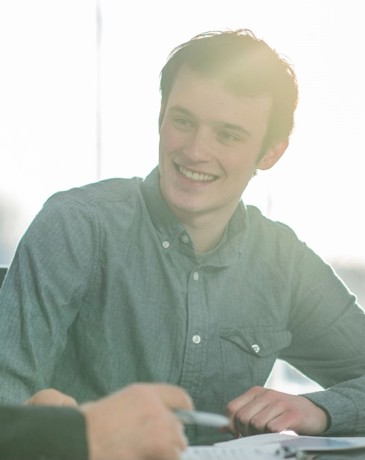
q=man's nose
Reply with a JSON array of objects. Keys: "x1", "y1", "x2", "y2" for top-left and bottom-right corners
[{"x1": 183, "y1": 126, "x2": 212, "y2": 161}]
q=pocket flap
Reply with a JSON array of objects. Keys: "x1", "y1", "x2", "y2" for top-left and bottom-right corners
[{"x1": 220, "y1": 327, "x2": 292, "y2": 357}]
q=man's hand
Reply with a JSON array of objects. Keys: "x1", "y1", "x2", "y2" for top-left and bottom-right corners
[
  {"x1": 226, "y1": 386, "x2": 329, "y2": 437},
  {"x1": 25, "y1": 388, "x2": 78, "y2": 406},
  {"x1": 81, "y1": 383, "x2": 193, "y2": 460}
]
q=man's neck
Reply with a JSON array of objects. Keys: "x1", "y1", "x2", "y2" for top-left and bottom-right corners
[
  {"x1": 179, "y1": 209, "x2": 235, "y2": 254},
  {"x1": 186, "y1": 224, "x2": 225, "y2": 253}
]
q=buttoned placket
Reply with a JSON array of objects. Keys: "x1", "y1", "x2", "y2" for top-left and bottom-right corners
[
  {"x1": 160, "y1": 233, "x2": 237, "y2": 370},
  {"x1": 160, "y1": 234, "x2": 206, "y2": 406},
  {"x1": 180, "y1": 266, "x2": 206, "y2": 402}
]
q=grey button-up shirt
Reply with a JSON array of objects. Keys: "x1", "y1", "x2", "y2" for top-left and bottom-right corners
[{"x1": 1, "y1": 167, "x2": 365, "y2": 444}]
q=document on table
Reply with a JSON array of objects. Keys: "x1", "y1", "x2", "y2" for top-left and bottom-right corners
[
  {"x1": 182, "y1": 433, "x2": 293, "y2": 460},
  {"x1": 182, "y1": 443, "x2": 282, "y2": 460},
  {"x1": 182, "y1": 432, "x2": 365, "y2": 460}
]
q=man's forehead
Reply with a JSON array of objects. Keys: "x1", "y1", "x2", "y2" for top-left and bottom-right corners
[
  {"x1": 167, "y1": 68, "x2": 271, "y2": 121},
  {"x1": 168, "y1": 66, "x2": 272, "y2": 105}
]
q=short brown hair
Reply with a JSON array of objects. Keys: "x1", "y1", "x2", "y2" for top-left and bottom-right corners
[{"x1": 159, "y1": 29, "x2": 298, "y2": 150}]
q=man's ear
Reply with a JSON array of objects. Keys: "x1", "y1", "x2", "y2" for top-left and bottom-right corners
[{"x1": 257, "y1": 139, "x2": 289, "y2": 171}]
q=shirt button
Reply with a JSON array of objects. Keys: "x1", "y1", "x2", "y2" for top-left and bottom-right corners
[
  {"x1": 181, "y1": 234, "x2": 190, "y2": 243},
  {"x1": 162, "y1": 241, "x2": 170, "y2": 249},
  {"x1": 192, "y1": 271, "x2": 199, "y2": 281},
  {"x1": 192, "y1": 335, "x2": 201, "y2": 344},
  {"x1": 251, "y1": 344, "x2": 260, "y2": 353}
]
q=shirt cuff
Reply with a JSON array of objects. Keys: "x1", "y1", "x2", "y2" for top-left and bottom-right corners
[{"x1": 303, "y1": 389, "x2": 358, "y2": 434}]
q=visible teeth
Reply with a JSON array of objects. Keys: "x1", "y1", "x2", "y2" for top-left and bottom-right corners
[{"x1": 179, "y1": 166, "x2": 215, "y2": 182}]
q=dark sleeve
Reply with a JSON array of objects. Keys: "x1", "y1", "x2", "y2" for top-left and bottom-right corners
[{"x1": 0, "y1": 405, "x2": 88, "y2": 460}]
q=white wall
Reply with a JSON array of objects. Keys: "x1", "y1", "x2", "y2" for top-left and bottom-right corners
[{"x1": 1, "y1": 0, "x2": 364, "y2": 270}]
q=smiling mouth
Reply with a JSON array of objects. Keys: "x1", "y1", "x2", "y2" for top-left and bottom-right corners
[{"x1": 177, "y1": 165, "x2": 217, "y2": 182}]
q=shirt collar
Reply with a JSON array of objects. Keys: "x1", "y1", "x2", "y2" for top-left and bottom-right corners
[
  {"x1": 141, "y1": 167, "x2": 248, "y2": 266},
  {"x1": 141, "y1": 167, "x2": 184, "y2": 243}
]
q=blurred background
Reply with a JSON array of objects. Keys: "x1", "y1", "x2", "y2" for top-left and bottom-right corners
[{"x1": 0, "y1": 0, "x2": 364, "y2": 392}]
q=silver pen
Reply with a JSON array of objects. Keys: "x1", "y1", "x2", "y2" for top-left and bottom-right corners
[{"x1": 175, "y1": 409, "x2": 229, "y2": 428}]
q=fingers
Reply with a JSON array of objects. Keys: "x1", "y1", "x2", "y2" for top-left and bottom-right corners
[
  {"x1": 136, "y1": 412, "x2": 187, "y2": 460},
  {"x1": 136, "y1": 383, "x2": 191, "y2": 460},
  {"x1": 25, "y1": 388, "x2": 78, "y2": 407},
  {"x1": 226, "y1": 386, "x2": 328, "y2": 437},
  {"x1": 230, "y1": 387, "x2": 293, "y2": 436},
  {"x1": 226, "y1": 386, "x2": 263, "y2": 436},
  {"x1": 155, "y1": 415, "x2": 189, "y2": 460},
  {"x1": 234, "y1": 401, "x2": 286, "y2": 436},
  {"x1": 82, "y1": 383, "x2": 191, "y2": 460},
  {"x1": 129, "y1": 383, "x2": 191, "y2": 459}
]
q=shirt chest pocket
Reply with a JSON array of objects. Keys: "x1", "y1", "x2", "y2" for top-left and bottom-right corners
[{"x1": 219, "y1": 327, "x2": 292, "y2": 403}]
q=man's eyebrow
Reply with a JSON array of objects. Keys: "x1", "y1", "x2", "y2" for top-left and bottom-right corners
[
  {"x1": 216, "y1": 122, "x2": 251, "y2": 137},
  {"x1": 167, "y1": 106, "x2": 195, "y2": 117},
  {"x1": 167, "y1": 105, "x2": 251, "y2": 137}
]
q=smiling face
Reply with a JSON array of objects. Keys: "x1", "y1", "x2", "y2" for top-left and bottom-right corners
[{"x1": 159, "y1": 66, "x2": 287, "y2": 226}]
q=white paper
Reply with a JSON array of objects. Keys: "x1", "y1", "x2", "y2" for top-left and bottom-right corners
[
  {"x1": 182, "y1": 443, "x2": 281, "y2": 460},
  {"x1": 215, "y1": 432, "x2": 298, "y2": 447},
  {"x1": 217, "y1": 432, "x2": 365, "y2": 452},
  {"x1": 183, "y1": 432, "x2": 365, "y2": 459}
]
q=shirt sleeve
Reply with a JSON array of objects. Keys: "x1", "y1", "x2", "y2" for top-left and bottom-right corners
[
  {"x1": 0, "y1": 191, "x2": 98, "y2": 403},
  {"x1": 280, "y1": 241, "x2": 365, "y2": 434},
  {"x1": 0, "y1": 405, "x2": 88, "y2": 460}
]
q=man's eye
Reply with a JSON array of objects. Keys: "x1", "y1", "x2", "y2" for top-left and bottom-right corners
[
  {"x1": 172, "y1": 117, "x2": 194, "y2": 129},
  {"x1": 217, "y1": 130, "x2": 240, "y2": 143}
]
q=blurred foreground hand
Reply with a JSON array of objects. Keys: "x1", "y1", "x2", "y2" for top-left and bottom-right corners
[{"x1": 81, "y1": 383, "x2": 193, "y2": 460}]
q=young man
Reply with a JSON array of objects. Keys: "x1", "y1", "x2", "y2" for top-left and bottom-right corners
[
  {"x1": 0, "y1": 383, "x2": 191, "y2": 460},
  {"x1": 0, "y1": 29, "x2": 364, "y2": 445}
]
